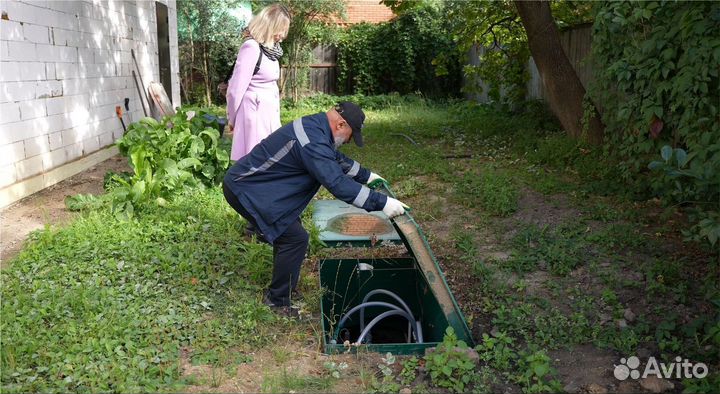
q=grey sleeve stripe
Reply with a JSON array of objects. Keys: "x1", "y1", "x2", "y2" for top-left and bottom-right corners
[
  {"x1": 293, "y1": 118, "x2": 310, "y2": 147},
  {"x1": 233, "y1": 140, "x2": 296, "y2": 181},
  {"x1": 352, "y1": 185, "x2": 371, "y2": 208},
  {"x1": 347, "y1": 160, "x2": 360, "y2": 177}
]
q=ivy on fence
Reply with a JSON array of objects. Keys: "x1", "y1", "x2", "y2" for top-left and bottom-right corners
[{"x1": 591, "y1": 1, "x2": 720, "y2": 248}]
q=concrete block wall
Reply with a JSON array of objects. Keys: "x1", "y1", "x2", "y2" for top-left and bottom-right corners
[{"x1": 0, "y1": 0, "x2": 179, "y2": 204}]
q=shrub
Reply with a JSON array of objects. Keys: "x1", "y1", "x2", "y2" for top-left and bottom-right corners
[
  {"x1": 336, "y1": 6, "x2": 462, "y2": 97},
  {"x1": 592, "y1": 1, "x2": 720, "y2": 248}
]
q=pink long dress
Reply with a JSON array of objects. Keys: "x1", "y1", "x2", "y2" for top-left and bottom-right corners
[{"x1": 226, "y1": 39, "x2": 281, "y2": 160}]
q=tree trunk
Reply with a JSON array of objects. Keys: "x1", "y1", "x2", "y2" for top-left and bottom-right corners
[
  {"x1": 514, "y1": 0, "x2": 604, "y2": 144},
  {"x1": 201, "y1": 41, "x2": 211, "y2": 106},
  {"x1": 183, "y1": 7, "x2": 195, "y2": 99}
]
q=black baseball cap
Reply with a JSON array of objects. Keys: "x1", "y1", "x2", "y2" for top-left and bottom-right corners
[{"x1": 335, "y1": 101, "x2": 365, "y2": 147}]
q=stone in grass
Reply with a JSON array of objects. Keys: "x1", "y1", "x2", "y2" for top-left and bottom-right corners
[
  {"x1": 623, "y1": 308, "x2": 636, "y2": 322},
  {"x1": 399, "y1": 388, "x2": 412, "y2": 394},
  {"x1": 598, "y1": 313, "x2": 612, "y2": 325},
  {"x1": 639, "y1": 376, "x2": 674, "y2": 393},
  {"x1": 562, "y1": 380, "x2": 580, "y2": 393},
  {"x1": 616, "y1": 319, "x2": 628, "y2": 329},
  {"x1": 585, "y1": 383, "x2": 608, "y2": 394},
  {"x1": 617, "y1": 381, "x2": 639, "y2": 393}
]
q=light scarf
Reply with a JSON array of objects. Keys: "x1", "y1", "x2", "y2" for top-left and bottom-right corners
[{"x1": 259, "y1": 42, "x2": 283, "y2": 61}]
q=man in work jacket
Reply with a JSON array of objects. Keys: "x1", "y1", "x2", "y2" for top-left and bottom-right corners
[{"x1": 222, "y1": 101, "x2": 408, "y2": 317}]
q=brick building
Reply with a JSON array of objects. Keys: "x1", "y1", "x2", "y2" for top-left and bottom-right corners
[{"x1": 340, "y1": 0, "x2": 394, "y2": 26}]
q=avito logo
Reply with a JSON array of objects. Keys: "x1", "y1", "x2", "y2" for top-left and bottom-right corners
[{"x1": 614, "y1": 356, "x2": 708, "y2": 380}]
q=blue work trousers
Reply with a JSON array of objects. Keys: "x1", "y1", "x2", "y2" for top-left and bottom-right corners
[{"x1": 223, "y1": 181, "x2": 308, "y2": 306}]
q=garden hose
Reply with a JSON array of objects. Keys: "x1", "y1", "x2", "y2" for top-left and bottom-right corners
[
  {"x1": 334, "y1": 301, "x2": 416, "y2": 343},
  {"x1": 359, "y1": 289, "x2": 423, "y2": 343},
  {"x1": 356, "y1": 310, "x2": 423, "y2": 345}
]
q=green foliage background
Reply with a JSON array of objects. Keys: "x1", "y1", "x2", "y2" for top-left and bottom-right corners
[
  {"x1": 336, "y1": 6, "x2": 462, "y2": 97},
  {"x1": 177, "y1": 0, "x2": 246, "y2": 105},
  {"x1": 591, "y1": 1, "x2": 720, "y2": 247}
]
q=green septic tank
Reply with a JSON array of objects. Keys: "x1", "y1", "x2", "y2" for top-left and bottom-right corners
[{"x1": 313, "y1": 181, "x2": 474, "y2": 355}]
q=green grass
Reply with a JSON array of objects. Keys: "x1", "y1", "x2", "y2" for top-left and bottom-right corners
[
  {"x1": 505, "y1": 224, "x2": 586, "y2": 276},
  {"x1": 454, "y1": 166, "x2": 519, "y2": 216},
  {"x1": 1, "y1": 188, "x2": 279, "y2": 392},
  {"x1": 261, "y1": 367, "x2": 334, "y2": 393},
  {"x1": 3, "y1": 95, "x2": 719, "y2": 393}
]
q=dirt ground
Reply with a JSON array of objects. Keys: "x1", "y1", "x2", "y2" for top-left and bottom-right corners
[{"x1": 0, "y1": 155, "x2": 130, "y2": 265}]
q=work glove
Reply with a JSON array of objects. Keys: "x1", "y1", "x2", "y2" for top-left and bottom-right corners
[
  {"x1": 367, "y1": 172, "x2": 386, "y2": 185},
  {"x1": 382, "y1": 197, "x2": 409, "y2": 219}
]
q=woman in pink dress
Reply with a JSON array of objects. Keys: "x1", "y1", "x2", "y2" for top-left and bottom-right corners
[{"x1": 227, "y1": 4, "x2": 291, "y2": 160}]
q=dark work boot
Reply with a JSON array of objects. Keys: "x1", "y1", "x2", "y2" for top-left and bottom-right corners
[{"x1": 263, "y1": 292, "x2": 300, "y2": 319}]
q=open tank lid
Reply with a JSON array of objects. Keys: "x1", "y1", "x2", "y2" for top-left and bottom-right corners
[
  {"x1": 313, "y1": 182, "x2": 474, "y2": 346},
  {"x1": 375, "y1": 181, "x2": 474, "y2": 346},
  {"x1": 312, "y1": 199, "x2": 402, "y2": 247}
]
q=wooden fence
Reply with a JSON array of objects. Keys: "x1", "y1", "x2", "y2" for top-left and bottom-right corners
[
  {"x1": 527, "y1": 24, "x2": 593, "y2": 100},
  {"x1": 469, "y1": 23, "x2": 594, "y2": 103},
  {"x1": 280, "y1": 44, "x2": 337, "y2": 95},
  {"x1": 309, "y1": 44, "x2": 337, "y2": 94}
]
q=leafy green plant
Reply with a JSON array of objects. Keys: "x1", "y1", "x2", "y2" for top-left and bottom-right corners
[
  {"x1": 337, "y1": 6, "x2": 461, "y2": 97},
  {"x1": 67, "y1": 107, "x2": 231, "y2": 217},
  {"x1": 514, "y1": 349, "x2": 563, "y2": 394},
  {"x1": 649, "y1": 145, "x2": 720, "y2": 248},
  {"x1": 592, "y1": 1, "x2": 720, "y2": 244},
  {"x1": 424, "y1": 327, "x2": 477, "y2": 393},
  {"x1": 371, "y1": 352, "x2": 400, "y2": 394},
  {"x1": 532, "y1": 309, "x2": 594, "y2": 349},
  {"x1": 453, "y1": 231, "x2": 478, "y2": 263},
  {"x1": 399, "y1": 356, "x2": 419, "y2": 386},
  {"x1": 595, "y1": 325, "x2": 647, "y2": 355},
  {"x1": 492, "y1": 303, "x2": 534, "y2": 336},
  {"x1": 323, "y1": 360, "x2": 348, "y2": 379},
  {"x1": 683, "y1": 372, "x2": 720, "y2": 394},
  {"x1": 117, "y1": 108, "x2": 230, "y2": 187},
  {"x1": 475, "y1": 332, "x2": 517, "y2": 371},
  {"x1": 506, "y1": 224, "x2": 584, "y2": 276}
]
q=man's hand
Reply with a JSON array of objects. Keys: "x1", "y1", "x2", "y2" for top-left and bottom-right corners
[
  {"x1": 382, "y1": 197, "x2": 409, "y2": 218},
  {"x1": 367, "y1": 172, "x2": 386, "y2": 186}
]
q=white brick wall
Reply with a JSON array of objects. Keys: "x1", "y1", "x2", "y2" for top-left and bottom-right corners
[
  {"x1": 0, "y1": 0, "x2": 179, "y2": 194},
  {"x1": 0, "y1": 102, "x2": 21, "y2": 123},
  {"x1": 19, "y1": 99, "x2": 47, "y2": 120}
]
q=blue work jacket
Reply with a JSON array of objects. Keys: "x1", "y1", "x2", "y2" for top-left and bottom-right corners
[{"x1": 223, "y1": 112, "x2": 388, "y2": 244}]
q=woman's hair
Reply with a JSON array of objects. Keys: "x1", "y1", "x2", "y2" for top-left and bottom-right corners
[{"x1": 247, "y1": 4, "x2": 291, "y2": 47}]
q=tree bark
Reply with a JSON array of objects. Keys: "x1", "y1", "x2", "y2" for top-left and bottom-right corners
[
  {"x1": 201, "y1": 40, "x2": 211, "y2": 106},
  {"x1": 514, "y1": 0, "x2": 604, "y2": 144},
  {"x1": 182, "y1": 7, "x2": 195, "y2": 99}
]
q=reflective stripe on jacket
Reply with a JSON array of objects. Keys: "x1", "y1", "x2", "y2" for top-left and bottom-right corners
[{"x1": 223, "y1": 112, "x2": 388, "y2": 244}]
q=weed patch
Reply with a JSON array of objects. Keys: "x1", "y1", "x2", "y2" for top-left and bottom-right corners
[
  {"x1": 454, "y1": 167, "x2": 519, "y2": 216},
  {"x1": 505, "y1": 224, "x2": 586, "y2": 276}
]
